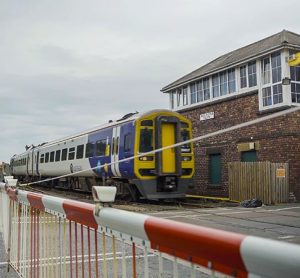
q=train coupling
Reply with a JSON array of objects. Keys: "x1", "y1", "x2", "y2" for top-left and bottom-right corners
[{"x1": 161, "y1": 176, "x2": 177, "y2": 191}]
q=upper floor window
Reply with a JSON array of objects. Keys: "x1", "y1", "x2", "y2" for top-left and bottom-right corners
[
  {"x1": 212, "y1": 68, "x2": 236, "y2": 98},
  {"x1": 172, "y1": 87, "x2": 189, "y2": 108},
  {"x1": 190, "y1": 83, "x2": 197, "y2": 104},
  {"x1": 261, "y1": 52, "x2": 282, "y2": 107},
  {"x1": 190, "y1": 78, "x2": 210, "y2": 104},
  {"x1": 212, "y1": 74, "x2": 220, "y2": 98},
  {"x1": 239, "y1": 61, "x2": 257, "y2": 89},
  {"x1": 182, "y1": 86, "x2": 188, "y2": 105},
  {"x1": 262, "y1": 58, "x2": 271, "y2": 85},
  {"x1": 290, "y1": 50, "x2": 300, "y2": 104},
  {"x1": 176, "y1": 89, "x2": 182, "y2": 106},
  {"x1": 271, "y1": 53, "x2": 281, "y2": 83},
  {"x1": 228, "y1": 68, "x2": 236, "y2": 93},
  {"x1": 220, "y1": 71, "x2": 228, "y2": 96},
  {"x1": 248, "y1": 61, "x2": 257, "y2": 87},
  {"x1": 240, "y1": 66, "x2": 247, "y2": 88}
]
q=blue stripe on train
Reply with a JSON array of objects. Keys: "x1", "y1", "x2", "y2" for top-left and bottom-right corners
[{"x1": 87, "y1": 121, "x2": 135, "y2": 179}]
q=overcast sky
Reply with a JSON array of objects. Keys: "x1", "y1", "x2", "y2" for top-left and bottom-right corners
[{"x1": 1, "y1": 0, "x2": 299, "y2": 162}]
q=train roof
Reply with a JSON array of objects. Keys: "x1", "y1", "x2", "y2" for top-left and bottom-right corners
[{"x1": 15, "y1": 109, "x2": 180, "y2": 154}]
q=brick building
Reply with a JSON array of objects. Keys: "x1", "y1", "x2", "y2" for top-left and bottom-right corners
[{"x1": 161, "y1": 30, "x2": 300, "y2": 200}]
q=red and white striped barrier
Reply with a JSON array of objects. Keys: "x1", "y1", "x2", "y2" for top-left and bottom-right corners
[{"x1": 1, "y1": 182, "x2": 300, "y2": 278}]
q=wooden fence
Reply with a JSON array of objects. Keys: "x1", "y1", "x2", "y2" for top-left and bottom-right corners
[{"x1": 228, "y1": 162, "x2": 289, "y2": 204}]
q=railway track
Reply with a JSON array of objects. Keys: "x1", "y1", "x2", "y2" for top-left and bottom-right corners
[{"x1": 19, "y1": 184, "x2": 238, "y2": 213}]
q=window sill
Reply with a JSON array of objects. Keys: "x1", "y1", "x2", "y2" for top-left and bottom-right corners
[{"x1": 257, "y1": 104, "x2": 291, "y2": 115}]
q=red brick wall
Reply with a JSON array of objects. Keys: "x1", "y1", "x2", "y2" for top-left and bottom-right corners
[{"x1": 181, "y1": 92, "x2": 300, "y2": 200}]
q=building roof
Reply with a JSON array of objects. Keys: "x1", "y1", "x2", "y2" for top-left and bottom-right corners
[{"x1": 161, "y1": 30, "x2": 300, "y2": 92}]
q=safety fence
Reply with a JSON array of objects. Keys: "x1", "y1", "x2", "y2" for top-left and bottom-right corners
[{"x1": 1, "y1": 182, "x2": 300, "y2": 278}]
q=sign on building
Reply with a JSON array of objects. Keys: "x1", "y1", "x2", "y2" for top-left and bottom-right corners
[{"x1": 200, "y1": 112, "x2": 215, "y2": 121}]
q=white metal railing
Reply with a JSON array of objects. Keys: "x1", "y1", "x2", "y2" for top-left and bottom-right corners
[{"x1": 1, "y1": 181, "x2": 300, "y2": 278}]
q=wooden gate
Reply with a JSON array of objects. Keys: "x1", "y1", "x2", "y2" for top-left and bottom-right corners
[{"x1": 228, "y1": 162, "x2": 289, "y2": 204}]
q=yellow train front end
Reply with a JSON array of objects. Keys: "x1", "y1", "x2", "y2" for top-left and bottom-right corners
[{"x1": 132, "y1": 110, "x2": 194, "y2": 199}]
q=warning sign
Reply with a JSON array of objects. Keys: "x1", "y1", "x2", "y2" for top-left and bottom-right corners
[{"x1": 276, "y1": 168, "x2": 286, "y2": 178}]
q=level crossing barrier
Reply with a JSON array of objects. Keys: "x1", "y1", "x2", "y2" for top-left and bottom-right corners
[{"x1": 1, "y1": 182, "x2": 300, "y2": 278}]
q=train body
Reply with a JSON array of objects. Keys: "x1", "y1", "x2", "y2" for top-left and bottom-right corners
[{"x1": 11, "y1": 109, "x2": 194, "y2": 200}]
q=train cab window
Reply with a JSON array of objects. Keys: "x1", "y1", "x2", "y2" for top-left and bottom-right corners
[
  {"x1": 45, "y1": 152, "x2": 49, "y2": 163},
  {"x1": 68, "y1": 147, "x2": 75, "y2": 160},
  {"x1": 61, "y1": 148, "x2": 68, "y2": 161},
  {"x1": 55, "y1": 150, "x2": 61, "y2": 162},
  {"x1": 50, "y1": 151, "x2": 55, "y2": 162},
  {"x1": 139, "y1": 128, "x2": 153, "y2": 153},
  {"x1": 181, "y1": 130, "x2": 191, "y2": 153},
  {"x1": 124, "y1": 133, "x2": 131, "y2": 152},
  {"x1": 85, "y1": 143, "x2": 94, "y2": 158},
  {"x1": 76, "y1": 144, "x2": 84, "y2": 159},
  {"x1": 40, "y1": 154, "x2": 45, "y2": 164},
  {"x1": 96, "y1": 140, "x2": 106, "y2": 156}
]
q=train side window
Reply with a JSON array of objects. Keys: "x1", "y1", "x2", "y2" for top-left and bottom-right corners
[
  {"x1": 55, "y1": 150, "x2": 61, "y2": 162},
  {"x1": 68, "y1": 147, "x2": 75, "y2": 160},
  {"x1": 61, "y1": 148, "x2": 68, "y2": 161},
  {"x1": 85, "y1": 143, "x2": 94, "y2": 158},
  {"x1": 45, "y1": 152, "x2": 49, "y2": 163},
  {"x1": 96, "y1": 140, "x2": 106, "y2": 156},
  {"x1": 139, "y1": 128, "x2": 153, "y2": 153},
  {"x1": 124, "y1": 133, "x2": 131, "y2": 152},
  {"x1": 40, "y1": 154, "x2": 45, "y2": 164},
  {"x1": 50, "y1": 151, "x2": 55, "y2": 162},
  {"x1": 76, "y1": 144, "x2": 84, "y2": 159}
]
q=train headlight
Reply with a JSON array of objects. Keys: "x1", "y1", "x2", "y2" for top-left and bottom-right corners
[
  {"x1": 139, "y1": 156, "x2": 154, "y2": 161},
  {"x1": 182, "y1": 156, "x2": 192, "y2": 161}
]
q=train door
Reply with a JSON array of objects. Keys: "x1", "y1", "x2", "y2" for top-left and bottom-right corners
[
  {"x1": 155, "y1": 116, "x2": 181, "y2": 176},
  {"x1": 161, "y1": 123, "x2": 176, "y2": 173},
  {"x1": 111, "y1": 126, "x2": 121, "y2": 177}
]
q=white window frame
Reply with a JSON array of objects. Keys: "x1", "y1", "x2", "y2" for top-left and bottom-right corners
[{"x1": 260, "y1": 51, "x2": 283, "y2": 108}]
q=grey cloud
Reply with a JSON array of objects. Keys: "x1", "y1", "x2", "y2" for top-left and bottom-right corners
[{"x1": 1, "y1": 0, "x2": 300, "y2": 162}]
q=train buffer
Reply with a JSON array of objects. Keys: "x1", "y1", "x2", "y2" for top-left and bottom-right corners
[{"x1": 1, "y1": 182, "x2": 300, "y2": 277}]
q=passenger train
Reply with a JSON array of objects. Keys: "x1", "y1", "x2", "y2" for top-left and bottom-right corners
[{"x1": 10, "y1": 110, "x2": 194, "y2": 200}]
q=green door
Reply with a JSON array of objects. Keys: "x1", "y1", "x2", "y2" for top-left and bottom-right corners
[{"x1": 209, "y1": 153, "x2": 221, "y2": 184}]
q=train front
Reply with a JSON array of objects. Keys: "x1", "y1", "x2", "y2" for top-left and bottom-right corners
[{"x1": 133, "y1": 110, "x2": 194, "y2": 199}]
